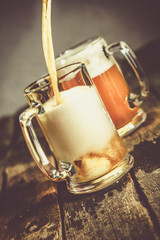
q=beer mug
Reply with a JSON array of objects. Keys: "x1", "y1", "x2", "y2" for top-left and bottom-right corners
[
  {"x1": 56, "y1": 37, "x2": 149, "y2": 137},
  {"x1": 19, "y1": 63, "x2": 134, "y2": 194}
]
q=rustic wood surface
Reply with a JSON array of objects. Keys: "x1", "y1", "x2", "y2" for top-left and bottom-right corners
[
  {"x1": 0, "y1": 111, "x2": 62, "y2": 240},
  {"x1": 0, "y1": 40, "x2": 160, "y2": 240}
]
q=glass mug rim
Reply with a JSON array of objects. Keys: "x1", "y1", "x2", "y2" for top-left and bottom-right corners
[{"x1": 24, "y1": 62, "x2": 85, "y2": 95}]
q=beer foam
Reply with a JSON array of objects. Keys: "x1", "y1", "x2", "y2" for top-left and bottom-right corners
[
  {"x1": 39, "y1": 86, "x2": 115, "y2": 164},
  {"x1": 56, "y1": 38, "x2": 113, "y2": 79},
  {"x1": 75, "y1": 155, "x2": 112, "y2": 182}
]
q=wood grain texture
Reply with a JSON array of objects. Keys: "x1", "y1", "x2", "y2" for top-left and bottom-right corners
[
  {"x1": 0, "y1": 114, "x2": 62, "y2": 240},
  {"x1": 58, "y1": 174, "x2": 159, "y2": 240}
]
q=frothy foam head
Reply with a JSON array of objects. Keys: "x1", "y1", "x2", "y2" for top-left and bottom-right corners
[
  {"x1": 38, "y1": 86, "x2": 115, "y2": 164},
  {"x1": 56, "y1": 37, "x2": 113, "y2": 79}
]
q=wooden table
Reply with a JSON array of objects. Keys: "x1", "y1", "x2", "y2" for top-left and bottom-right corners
[{"x1": 0, "y1": 40, "x2": 160, "y2": 240}]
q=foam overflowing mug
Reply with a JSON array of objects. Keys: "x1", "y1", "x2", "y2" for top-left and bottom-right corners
[
  {"x1": 56, "y1": 37, "x2": 149, "y2": 137},
  {"x1": 19, "y1": 63, "x2": 134, "y2": 194}
]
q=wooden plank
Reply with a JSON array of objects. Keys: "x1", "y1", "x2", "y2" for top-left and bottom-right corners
[
  {"x1": 58, "y1": 174, "x2": 159, "y2": 240},
  {"x1": 0, "y1": 115, "x2": 63, "y2": 240},
  {"x1": 131, "y1": 138, "x2": 160, "y2": 223},
  {"x1": 123, "y1": 103, "x2": 160, "y2": 235}
]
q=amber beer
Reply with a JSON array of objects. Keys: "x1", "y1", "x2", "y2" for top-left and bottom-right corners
[
  {"x1": 92, "y1": 64, "x2": 138, "y2": 129},
  {"x1": 56, "y1": 37, "x2": 148, "y2": 136}
]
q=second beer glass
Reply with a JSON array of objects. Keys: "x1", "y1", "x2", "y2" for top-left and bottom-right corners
[{"x1": 56, "y1": 37, "x2": 149, "y2": 136}]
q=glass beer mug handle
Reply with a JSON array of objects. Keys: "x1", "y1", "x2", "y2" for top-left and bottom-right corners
[
  {"x1": 107, "y1": 41, "x2": 149, "y2": 107},
  {"x1": 19, "y1": 103, "x2": 69, "y2": 182}
]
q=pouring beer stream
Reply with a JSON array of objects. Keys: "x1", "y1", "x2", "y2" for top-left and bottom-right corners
[{"x1": 42, "y1": 0, "x2": 61, "y2": 105}]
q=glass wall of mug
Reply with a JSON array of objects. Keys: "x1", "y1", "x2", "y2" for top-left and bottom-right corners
[
  {"x1": 19, "y1": 63, "x2": 134, "y2": 194},
  {"x1": 56, "y1": 37, "x2": 149, "y2": 137}
]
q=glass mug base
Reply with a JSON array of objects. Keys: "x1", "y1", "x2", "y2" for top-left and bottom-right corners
[
  {"x1": 66, "y1": 153, "x2": 134, "y2": 194},
  {"x1": 118, "y1": 108, "x2": 147, "y2": 137}
]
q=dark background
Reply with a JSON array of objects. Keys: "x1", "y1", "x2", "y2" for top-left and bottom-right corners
[{"x1": 0, "y1": 0, "x2": 160, "y2": 117}]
